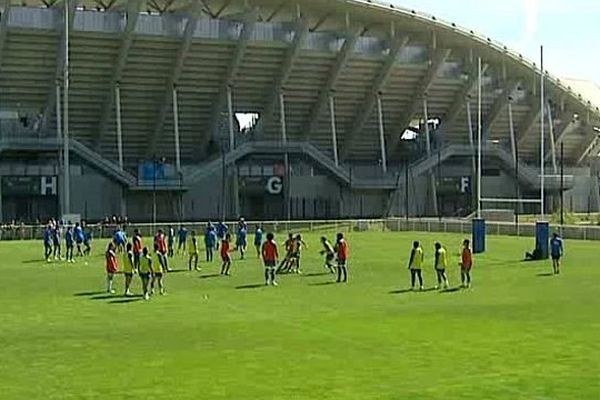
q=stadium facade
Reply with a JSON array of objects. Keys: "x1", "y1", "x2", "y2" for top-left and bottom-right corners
[{"x1": 0, "y1": 0, "x2": 599, "y2": 223}]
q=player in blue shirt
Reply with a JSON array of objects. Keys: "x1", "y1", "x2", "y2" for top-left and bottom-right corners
[
  {"x1": 43, "y1": 224, "x2": 53, "y2": 262},
  {"x1": 204, "y1": 223, "x2": 217, "y2": 262},
  {"x1": 177, "y1": 225, "x2": 188, "y2": 254},
  {"x1": 83, "y1": 229, "x2": 93, "y2": 256},
  {"x1": 254, "y1": 225, "x2": 264, "y2": 258},
  {"x1": 550, "y1": 233, "x2": 564, "y2": 275},
  {"x1": 52, "y1": 224, "x2": 62, "y2": 260},
  {"x1": 74, "y1": 223, "x2": 85, "y2": 256},
  {"x1": 216, "y1": 221, "x2": 228, "y2": 249},
  {"x1": 65, "y1": 227, "x2": 75, "y2": 263},
  {"x1": 113, "y1": 228, "x2": 127, "y2": 253},
  {"x1": 236, "y1": 225, "x2": 248, "y2": 260}
]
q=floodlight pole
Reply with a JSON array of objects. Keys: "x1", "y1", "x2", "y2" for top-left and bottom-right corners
[
  {"x1": 540, "y1": 45, "x2": 545, "y2": 220},
  {"x1": 172, "y1": 86, "x2": 181, "y2": 172},
  {"x1": 560, "y1": 142, "x2": 564, "y2": 229},
  {"x1": 115, "y1": 84, "x2": 123, "y2": 171},
  {"x1": 280, "y1": 91, "x2": 291, "y2": 221},
  {"x1": 227, "y1": 85, "x2": 235, "y2": 151},
  {"x1": 63, "y1": 0, "x2": 71, "y2": 216},
  {"x1": 477, "y1": 57, "x2": 482, "y2": 220},
  {"x1": 55, "y1": 83, "x2": 63, "y2": 216},
  {"x1": 377, "y1": 93, "x2": 387, "y2": 174}
]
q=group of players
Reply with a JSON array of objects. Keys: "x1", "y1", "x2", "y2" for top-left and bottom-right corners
[
  {"x1": 100, "y1": 219, "x2": 352, "y2": 299},
  {"x1": 42, "y1": 217, "x2": 565, "y2": 299},
  {"x1": 43, "y1": 221, "x2": 92, "y2": 263}
]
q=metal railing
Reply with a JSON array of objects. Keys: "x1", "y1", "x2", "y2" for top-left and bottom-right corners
[{"x1": 3, "y1": 218, "x2": 600, "y2": 242}]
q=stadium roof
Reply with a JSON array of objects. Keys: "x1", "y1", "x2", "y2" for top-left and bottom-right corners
[{"x1": 1, "y1": 0, "x2": 599, "y2": 167}]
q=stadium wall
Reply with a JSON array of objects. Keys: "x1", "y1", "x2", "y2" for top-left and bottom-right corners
[{"x1": 1, "y1": 160, "x2": 598, "y2": 223}]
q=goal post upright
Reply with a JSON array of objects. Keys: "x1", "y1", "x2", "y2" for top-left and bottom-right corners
[{"x1": 472, "y1": 57, "x2": 486, "y2": 254}]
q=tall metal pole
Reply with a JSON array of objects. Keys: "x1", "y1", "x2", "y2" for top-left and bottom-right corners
[
  {"x1": 508, "y1": 100, "x2": 517, "y2": 167},
  {"x1": 172, "y1": 86, "x2": 181, "y2": 172},
  {"x1": 227, "y1": 85, "x2": 235, "y2": 151},
  {"x1": 152, "y1": 158, "x2": 157, "y2": 227},
  {"x1": 466, "y1": 100, "x2": 476, "y2": 176},
  {"x1": 423, "y1": 96, "x2": 438, "y2": 216},
  {"x1": 540, "y1": 45, "x2": 545, "y2": 220},
  {"x1": 55, "y1": 83, "x2": 63, "y2": 216},
  {"x1": 220, "y1": 143, "x2": 226, "y2": 221},
  {"x1": 115, "y1": 84, "x2": 124, "y2": 171},
  {"x1": 547, "y1": 102, "x2": 557, "y2": 174},
  {"x1": 62, "y1": 0, "x2": 71, "y2": 216},
  {"x1": 405, "y1": 158, "x2": 409, "y2": 221},
  {"x1": 377, "y1": 93, "x2": 387, "y2": 174},
  {"x1": 280, "y1": 91, "x2": 290, "y2": 221},
  {"x1": 560, "y1": 142, "x2": 564, "y2": 229},
  {"x1": 477, "y1": 57, "x2": 482, "y2": 219},
  {"x1": 515, "y1": 142, "x2": 520, "y2": 227},
  {"x1": 329, "y1": 94, "x2": 339, "y2": 166}
]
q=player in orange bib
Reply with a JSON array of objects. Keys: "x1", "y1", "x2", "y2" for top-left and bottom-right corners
[
  {"x1": 460, "y1": 239, "x2": 473, "y2": 288},
  {"x1": 105, "y1": 242, "x2": 119, "y2": 294},
  {"x1": 261, "y1": 232, "x2": 279, "y2": 286},
  {"x1": 334, "y1": 233, "x2": 349, "y2": 283},
  {"x1": 220, "y1": 233, "x2": 233, "y2": 276}
]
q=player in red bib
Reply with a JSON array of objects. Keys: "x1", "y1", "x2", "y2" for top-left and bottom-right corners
[
  {"x1": 220, "y1": 233, "x2": 233, "y2": 276},
  {"x1": 334, "y1": 233, "x2": 349, "y2": 283},
  {"x1": 154, "y1": 229, "x2": 170, "y2": 272},
  {"x1": 460, "y1": 239, "x2": 473, "y2": 288},
  {"x1": 133, "y1": 229, "x2": 143, "y2": 270},
  {"x1": 105, "y1": 242, "x2": 118, "y2": 294},
  {"x1": 261, "y1": 232, "x2": 279, "y2": 286}
]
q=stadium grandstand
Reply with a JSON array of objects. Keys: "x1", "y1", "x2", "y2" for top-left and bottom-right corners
[{"x1": 0, "y1": 0, "x2": 599, "y2": 223}]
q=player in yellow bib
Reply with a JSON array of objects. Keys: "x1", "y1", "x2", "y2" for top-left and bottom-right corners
[
  {"x1": 122, "y1": 243, "x2": 136, "y2": 296},
  {"x1": 434, "y1": 242, "x2": 449, "y2": 290},
  {"x1": 408, "y1": 241, "x2": 425, "y2": 291},
  {"x1": 188, "y1": 231, "x2": 200, "y2": 271},
  {"x1": 151, "y1": 245, "x2": 165, "y2": 296},
  {"x1": 138, "y1": 247, "x2": 153, "y2": 300}
]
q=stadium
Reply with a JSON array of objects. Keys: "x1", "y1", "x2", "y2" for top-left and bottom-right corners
[
  {"x1": 1, "y1": 0, "x2": 599, "y2": 223},
  {"x1": 1, "y1": 1, "x2": 600, "y2": 399}
]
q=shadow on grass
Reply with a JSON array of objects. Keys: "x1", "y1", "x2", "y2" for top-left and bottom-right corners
[
  {"x1": 199, "y1": 274, "x2": 221, "y2": 279},
  {"x1": 235, "y1": 284, "x2": 266, "y2": 290},
  {"x1": 22, "y1": 259, "x2": 45, "y2": 264},
  {"x1": 439, "y1": 287, "x2": 462, "y2": 294},
  {"x1": 108, "y1": 298, "x2": 143, "y2": 304},
  {"x1": 308, "y1": 281, "x2": 338, "y2": 286},
  {"x1": 73, "y1": 291, "x2": 105, "y2": 297},
  {"x1": 90, "y1": 294, "x2": 117, "y2": 300},
  {"x1": 165, "y1": 269, "x2": 188, "y2": 274},
  {"x1": 389, "y1": 289, "x2": 413, "y2": 294},
  {"x1": 537, "y1": 272, "x2": 555, "y2": 277},
  {"x1": 304, "y1": 272, "x2": 332, "y2": 277}
]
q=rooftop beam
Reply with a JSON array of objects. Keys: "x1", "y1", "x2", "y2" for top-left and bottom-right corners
[
  {"x1": 516, "y1": 100, "x2": 542, "y2": 146},
  {"x1": 146, "y1": 3, "x2": 202, "y2": 157},
  {"x1": 386, "y1": 48, "x2": 452, "y2": 157},
  {"x1": 0, "y1": 0, "x2": 11, "y2": 66},
  {"x1": 41, "y1": 0, "x2": 78, "y2": 133},
  {"x1": 576, "y1": 127, "x2": 600, "y2": 165},
  {"x1": 484, "y1": 78, "x2": 520, "y2": 136},
  {"x1": 553, "y1": 110, "x2": 578, "y2": 147},
  {"x1": 197, "y1": 12, "x2": 257, "y2": 156},
  {"x1": 253, "y1": 18, "x2": 309, "y2": 136},
  {"x1": 437, "y1": 62, "x2": 489, "y2": 133},
  {"x1": 302, "y1": 29, "x2": 360, "y2": 141},
  {"x1": 93, "y1": 0, "x2": 143, "y2": 148},
  {"x1": 339, "y1": 35, "x2": 410, "y2": 159}
]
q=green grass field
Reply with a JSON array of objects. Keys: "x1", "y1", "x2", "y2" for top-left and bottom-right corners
[{"x1": 0, "y1": 232, "x2": 598, "y2": 400}]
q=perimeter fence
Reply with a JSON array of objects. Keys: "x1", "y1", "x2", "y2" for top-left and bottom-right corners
[{"x1": 2, "y1": 218, "x2": 600, "y2": 242}]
